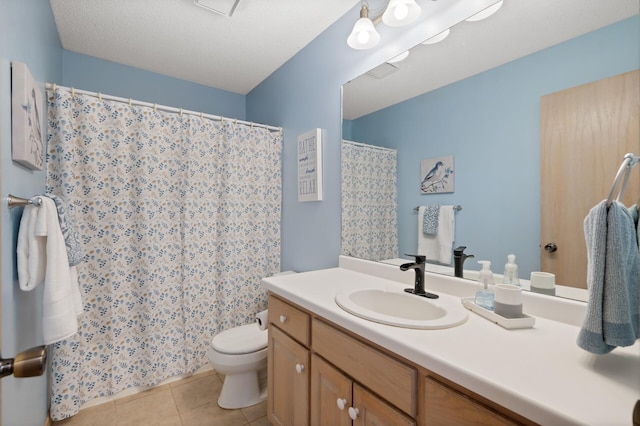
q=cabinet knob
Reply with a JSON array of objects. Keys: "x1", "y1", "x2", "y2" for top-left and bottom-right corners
[
  {"x1": 336, "y1": 398, "x2": 347, "y2": 410},
  {"x1": 279, "y1": 315, "x2": 287, "y2": 323},
  {"x1": 295, "y1": 363, "x2": 305, "y2": 374},
  {"x1": 348, "y1": 407, "x2": 359, "y2": 420}
]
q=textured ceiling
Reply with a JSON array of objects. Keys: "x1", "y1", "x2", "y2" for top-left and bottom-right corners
[
  {"x1": 344, "y1": 0, "x2": 640, "y2": 119},
  {"x1": 50, "y1": 0, "x2": 639, "y2": 107},
  {"x1": 50, "y1": 0, "x2": 360, "y2": 95}
]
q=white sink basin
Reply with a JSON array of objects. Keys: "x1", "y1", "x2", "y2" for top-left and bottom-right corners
[{"x1": 335, "y1": 288, "x2": 468, "y2": 329}]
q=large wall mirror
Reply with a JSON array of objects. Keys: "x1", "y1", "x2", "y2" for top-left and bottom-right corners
[{"x1": 341, "y1": 0, "x2": 639, "y2": 301}]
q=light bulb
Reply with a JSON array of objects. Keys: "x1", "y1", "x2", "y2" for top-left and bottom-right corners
[
  {"x1": 382, "y1": 0, "x2": 421, "y2": 27},
  {"x1": 357, "y1": 30, "x2": 370, "y2": 45},
  {"x1": 394, "y1": 3, "x2": 408, "y2": 21}
]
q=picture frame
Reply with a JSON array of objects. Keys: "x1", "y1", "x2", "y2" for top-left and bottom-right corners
[
  {"x1": 297, "y1": 128, "x2": 323, "y2": 202},
  {"x1": 420, "y1": 155, "x2": 454, "y2": 194},
  {"x1": 11, "y1": 61, "x2": 44, "y2": 170}
]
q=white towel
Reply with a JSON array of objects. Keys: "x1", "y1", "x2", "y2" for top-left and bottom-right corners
[
  {"x1": 17, "y1": 197, "x2": 83, "y2": 344},
  {"x1": 417, "y1": 205, "x2": 455, "y2": 264}
]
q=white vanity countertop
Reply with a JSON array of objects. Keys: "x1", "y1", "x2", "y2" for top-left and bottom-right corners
[{"x1": 262, "y1": 264, "x2": 639, "y2": 426}]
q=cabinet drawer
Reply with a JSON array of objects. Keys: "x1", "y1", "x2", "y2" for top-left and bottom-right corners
[
  {"x1": 312, "y1": 318, "x2": 417, "y2": 417},
  {"x1": 268, "y1": 294, "x2": 310, "y2": 347},
  {"x1": 422, "y1": 376, "x2": 518, "y2": 426}
]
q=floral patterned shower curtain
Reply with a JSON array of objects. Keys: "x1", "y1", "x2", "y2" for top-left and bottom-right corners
[
  {"x1": 45, "y1": 89, "x2": 282, "y2": 420},
  {"x1": 341, "y1": 140, "x2": 398, "y2": 261}
]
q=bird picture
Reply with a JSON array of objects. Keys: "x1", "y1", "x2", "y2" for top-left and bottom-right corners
[{"x1": 420, "y1": 156, "x2": 454, "y2": 193}]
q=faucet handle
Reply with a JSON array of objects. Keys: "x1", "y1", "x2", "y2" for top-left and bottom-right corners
[
  {"x1": 404, "y1": 254, "x2": 426, "y2": 263},
  {"x1": 453, "y1": 246, "x2": 467, "y2": 256}
]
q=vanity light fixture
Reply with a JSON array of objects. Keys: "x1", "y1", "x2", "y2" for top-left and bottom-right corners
[
  {"x1": 382, "y1": 0, "x2": 422, "y2": 27},
  {"x1": 465, "y1": 0, "x2": 503, "y2": 22},
  {"x1": 387, "y1": 50, "x2": 410, "y2": 63},
  {"x1": 347, "y1": 0, "x2": 422, "y2": 50},
  {"x1": 347, "y1": 3, "x2": 382, "y2": 50},
  {"x1": 422, "y1": 28, "x2": 450, "y2": 44}
]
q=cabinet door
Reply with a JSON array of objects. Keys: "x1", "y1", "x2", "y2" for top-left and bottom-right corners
[
  {"x1": 352, "y1": 383, "x2": 415, "y2": 426},
  {"x1": 310, "y1": 354, "x2": 352, "y2": 426},
  {"x1": 268, "y1": 326, "x2": 310, "y2": 426},
  {"x1": 422, "y1": 376, "x2": 516, "y2": 426}
]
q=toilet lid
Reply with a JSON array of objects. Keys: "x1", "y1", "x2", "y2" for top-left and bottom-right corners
[{"x1": 212, "y1": 323, "x2": 268, "y2": 355}]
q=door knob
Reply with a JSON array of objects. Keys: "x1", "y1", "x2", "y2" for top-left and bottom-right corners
[
  {"x1": 544, "y1": 242, "x2": 558, "y2": 252},
  {"x1": 0, "y1": 345, "x2": 47, "y2": 379}
]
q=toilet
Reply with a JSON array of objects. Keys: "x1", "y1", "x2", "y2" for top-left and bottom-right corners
[{"x1": 208, "y1": 271, "x2": 295, "y2": 409}]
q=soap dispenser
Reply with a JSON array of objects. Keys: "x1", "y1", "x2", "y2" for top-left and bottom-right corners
[
  {"x1": 474, "y1": 260, "x2": 495, "y2": 311},
  {"x1": 502, "y1": 254, "x2": 520, "y2": 286}
]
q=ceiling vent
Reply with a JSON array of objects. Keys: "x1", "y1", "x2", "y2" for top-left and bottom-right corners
[
  {"x1": 366, "y1": 62, "x2": 400, "y2": 79},
  {"x1": 194, "y1": 0, "x2": 240, "y2": 17}
]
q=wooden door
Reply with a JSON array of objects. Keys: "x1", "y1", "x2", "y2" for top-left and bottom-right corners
[
  {"x1": 310, "y1": 354, "x2": 352, "y2": 426},
  {"x1": 268, "y1": 326, "x2": 310, "y2": 426},
  {"x1": 540, "y1": 69, "x2": 640, "y2": 288}
]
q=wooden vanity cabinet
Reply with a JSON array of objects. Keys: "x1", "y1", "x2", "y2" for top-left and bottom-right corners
[
  {"x1": 267, "y1": 295, "x2": 311, "y2": 426},
  {"x1": 311, "y1": 353, "x2": 414, "y2": 426},
  {"x1": 267, "y1": 293, "x2": 533, "y2": 426},
  {"x1": 421, "y1": 375, "x2": 521, "y2": 426}
]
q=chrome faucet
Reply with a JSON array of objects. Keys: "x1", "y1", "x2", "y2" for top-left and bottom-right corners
[
  {"x1": 453, "y1": 246, "x2": 474, "y2": 278},
  {"x1": 400, "y1": 254, "x2": 439, "y2": 299}
]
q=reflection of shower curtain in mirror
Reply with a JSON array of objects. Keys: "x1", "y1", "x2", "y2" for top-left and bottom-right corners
[
  {"x1": 341, "y1": 140, "x2": 398, "y2": 261},
  {"x1": 46, "y1": 89, "x2": 282, "y2": 421}
]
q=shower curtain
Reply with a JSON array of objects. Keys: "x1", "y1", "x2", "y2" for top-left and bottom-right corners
[
  {"x1": 341, "y1": 140, "x2": 398, "y2": 261},
  {"x1": 45, "y1": 89, "x2": 282, "y2": 420}
]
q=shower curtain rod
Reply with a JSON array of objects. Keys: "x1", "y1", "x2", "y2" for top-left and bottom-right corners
[
  {"x1": 45, "y1": 83, "x2": 282, "y2": 133},
  {"x1": 343, "y1": 139, "x2": 396, "y2": 152}
]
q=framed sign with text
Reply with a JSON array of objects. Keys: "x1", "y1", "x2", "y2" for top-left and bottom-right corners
[{"x1": 297, "y1": 128, "x2": 323, "y2": 202}]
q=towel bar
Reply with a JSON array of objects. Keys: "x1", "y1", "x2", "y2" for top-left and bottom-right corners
[
  {"x1": 413, "y1": 204, "x2": 461, "y2": 212},
  {"x1": 7, "y1": 194, "x2": 43, "y2": 209}
]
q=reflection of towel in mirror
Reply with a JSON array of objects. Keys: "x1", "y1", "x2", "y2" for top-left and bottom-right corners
[
  {"x1": 577, "y1": 200, "x2": 640, "y2": 354},
  {"x1": 422, "y1": 204, "x2": 441, "y2": 236},
  {"x1": 17, "y1": 197, "x2": 83, "y2": 344},
  {"x1": 418, "y1": 205, "x2": 454, "y2": 264}
]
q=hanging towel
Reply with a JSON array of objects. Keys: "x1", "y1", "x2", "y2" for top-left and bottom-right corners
[
  {"x1": 417, "y1": 205, "x2": 455, "y2": 264},
  {"x1": 422, "y1": 204, "x2": 441, "y2": 236},
  {"x1": 47, "y1": 193, "x2": 84, "y2": 266},
  {"x1": 577, "y1": 200, "x2": 640, "y2": 354},
  {"x1": 629, "y1": 203, "x2": 639, "y2": 249},
  {"x1": 17, "y1": 197, "x2": 83, "y2": 344}
]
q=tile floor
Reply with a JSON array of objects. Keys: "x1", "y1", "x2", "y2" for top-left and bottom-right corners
[{"x1": 53, "y1": 370, "x2": 268, "y2": 426}]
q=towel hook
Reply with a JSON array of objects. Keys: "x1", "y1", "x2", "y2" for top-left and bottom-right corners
[{"x1": 606, "y1": 153, "x2": 640, "y2": 206}]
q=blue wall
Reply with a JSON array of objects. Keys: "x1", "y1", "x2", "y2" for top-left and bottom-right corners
[
  {"x1": 0, "y1": 3, "x2": 246, "y2": 425},
  {"x1": 62, "y1": 51, "x2": 246, "y2": 120},
  {"x1": 0, "y1": 0, "x2": 62, "y2": 424},
  {"x1": 348, "y1": 17, "x2": 639, "y2": 277},
  {"x1": 247, "y1": 0, "x2": 494, "y2": 272}
]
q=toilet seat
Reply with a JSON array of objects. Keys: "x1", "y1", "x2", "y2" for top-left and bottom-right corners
[{"x1": 212, "y1": 323, "x2": 267, "y2": 355}]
